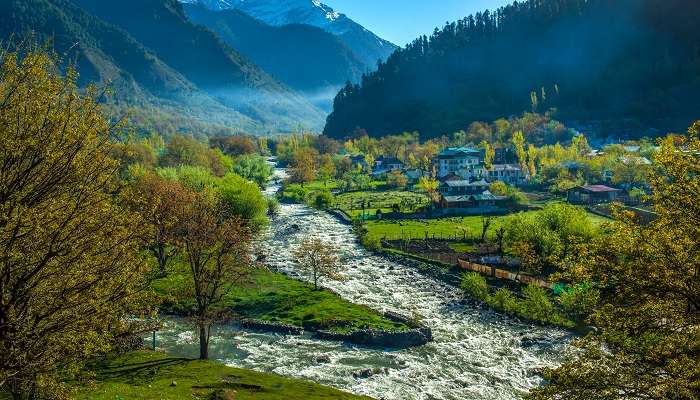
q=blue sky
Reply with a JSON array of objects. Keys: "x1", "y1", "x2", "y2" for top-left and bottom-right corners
[{"x1": 324, "y1": 0, "x2": 512, "y2": 46}]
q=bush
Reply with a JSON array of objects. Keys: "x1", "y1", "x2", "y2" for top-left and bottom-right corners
[
  {"x1": 232, "y1": 154, "x2": 273, "y2": 188},
  {"x1": 387, "y1": 170, "x2": 408, "y2": 189},
  {"x1": 267, "y1": 197, "x2": 280, "y2": 216},
  {"x1": 282, "y1": 185, "x2": 307, "y2": 203},
  {"x1": 489, "y1": 181, "x2": 527, "y2": 205},
  {"x1": 520, "y1": 284, "x2": 556, "y2": 322},
  {"x1": 361, "y1": 235, "x2": 381, "y2": 251},
  {"x1": 558, "y1": 283, "x2": 600, "y2": 322},
  {"x1": 460, "y1": 272, "x2": 489, "y2": 301},
  {"x1": 315, "y1": 191, "x2": 334, "y2": 209},
  {"x1": 487, "y1": 288, "x2": 520, "y2": 314}
]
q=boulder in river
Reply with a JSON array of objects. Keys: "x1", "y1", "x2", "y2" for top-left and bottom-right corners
[
  {"x1": 316, "y1": 354, "x2": 331, "y2": 363},
  {"x1": 352, "y1": 368, "x2": 386, "y2": 379}
]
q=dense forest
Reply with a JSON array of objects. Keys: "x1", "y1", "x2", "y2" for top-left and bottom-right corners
[{"x1": 324, "y1": 0, "x2": 700, "y2": 139}]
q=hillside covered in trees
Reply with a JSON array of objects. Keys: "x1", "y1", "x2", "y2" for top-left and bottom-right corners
[
  {"x1": 0, "y1": 0, "x2": 325, "y2": 135},
  {"x1": 324, "y1": 0, "x2": 700, "y2": 139},
  {"x1": 183, "y1": 3, "x2": 365, "y2": 110}
]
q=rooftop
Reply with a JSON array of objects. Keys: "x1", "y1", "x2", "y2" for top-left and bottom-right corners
[
  {"x1": 443, "y1": 179, "x2": 490, "y2": 188},
  {"x1": 490, "y1": 164, "x2": 522, "y2": 171},
  {"x1": 577, "y1": 185, "x2": 621, "y2": 193},
  {"x1": 443, "y1": 190, "x2": 505, "y2": 202},
  {"x1": 438, "y1": 147, "x2": 481, "y2": 158},
  {"x1": 376, "y1": 155, "x2": 403, "y2": 164}
]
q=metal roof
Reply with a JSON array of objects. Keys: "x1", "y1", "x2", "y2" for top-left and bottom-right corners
[
  {"x1": 438, "y1": 147, "x2": 481, "y2": 158},
  {"x1": 443, "y1": 179, "x2": 490, "y2": 188},
  {"x1": 577, "y1": 185, "x2": 621, "y2": 193},
  {"x1": 443, "y1": 190, "x2": 506, "y2": 202}
]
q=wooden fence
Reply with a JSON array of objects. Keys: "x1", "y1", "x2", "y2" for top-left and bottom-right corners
[{"x1": 458, "y1": 259, "x2": 553, "y2": 289}]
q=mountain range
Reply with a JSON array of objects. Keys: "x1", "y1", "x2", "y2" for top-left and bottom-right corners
[
  {"x1": 324, "y1": 0, "x2": 700, "y2": 139},
  {"x1": 0, "y1": 0, "x2": 396, "y2": 135},
  {"x1": 180, "y1": 0, "x2": 396, "y2": 68},
  {"x1": 182, "y1": 4, "x2": 365, "y2": 110}
]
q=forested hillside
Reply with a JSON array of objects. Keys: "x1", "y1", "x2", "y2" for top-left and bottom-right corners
[
  {"x1": 75, "y1": 0, "x2": 324, "y2": 132},
  {"x1": 324, "y1": 0, "x2": 700, "y2": 139},
  {"x1": 183, "y1": 4, "x2": 365, "y2": 109},
  {"x1": 0, "y1": 0, "x2": 325, "y2": 135}
]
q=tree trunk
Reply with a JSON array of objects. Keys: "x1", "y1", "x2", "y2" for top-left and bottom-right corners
[
  {"x1": 199, "y1": 325, "x2": 209, "y2": 360},
  {"x1": 154, "y1": 244, "x2": 168, "y2": 277}
]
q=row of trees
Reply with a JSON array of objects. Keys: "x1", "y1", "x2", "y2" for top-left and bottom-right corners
[{"x1": 277, "y1": 112, "x2": 657, "y2": 203}]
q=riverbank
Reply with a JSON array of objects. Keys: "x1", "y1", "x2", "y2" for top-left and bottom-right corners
[
  {"x1": 151, "y1": 191, "x2": 570, "y2": 400},
  {"x1": 152, "y1": 263, "x2": 433, "y2": 348},
  {"x1": 316, "y1": 205, "x2": 586, "y2": 331},
  {"x1": 76, "y1": 351, "x2": 373, "y2": 400}
]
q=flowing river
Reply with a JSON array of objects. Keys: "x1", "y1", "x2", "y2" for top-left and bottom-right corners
[{"x1": 153, "y1": 165, "x2": 571, "y2": 400}]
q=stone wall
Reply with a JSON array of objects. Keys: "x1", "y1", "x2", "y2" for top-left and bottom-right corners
[
  {"x1": 240, "y1": 319, "x2": 303, "y2": 335},
  {"x1": 239, "y1": 313, "x2": 433, "y2": 349},
  {"x1": 315, "y1": 326, "x2": 432, "y2": 348}
]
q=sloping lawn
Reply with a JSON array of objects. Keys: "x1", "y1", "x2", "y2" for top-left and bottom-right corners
[
  {"x1": 152, "y1": 265, "x2": 408, "y2": 333},
  {"x1": 77, "y1": 351, "x2": 372, "y2": 400}
]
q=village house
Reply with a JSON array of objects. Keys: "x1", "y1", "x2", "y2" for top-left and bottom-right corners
[
  {"x1": 567, "y1": 185, "x2": 621, "y2": 205},
  {"x1": 438, "y1": 178, "x2": 490, "y2": 196},
  {"x1": 436, "y1": 147, "x2": 486, "y2": 179},
  {"x1": 405, "y1": 169, "x2": 426, "y2": 183},
  {"x1": 439, "y1": 191, "x2": 507, "y2": 215},
  {"x1": 494, "y1": 147, "x2": 518, "y2": 164},
  {"x1": 349, "y1": 154, "x2": 368, "y2": 170},
  {"x1": 488, "y1": 164, "x2": 526, "y2": 186},
  {"x1": 436, "y1": 178, "x2": 507, "y2": 215},
  {"x1": 374, "y1": 155, "x2": 404, "y2": 172}
]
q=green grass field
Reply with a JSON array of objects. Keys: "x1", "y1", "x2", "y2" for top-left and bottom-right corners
[
  {"x1": 363, "y1": 211, "x2": 610, "y2": 242},
  {"x1": 76, "y1": 351, "x2": 371, "y2": 400},
  {"x1": 334, "y1": 190, "x2": 430, "y2": 218},
  {"x1": 152, "y1": 265, "x2": 407, "y2": 333}
]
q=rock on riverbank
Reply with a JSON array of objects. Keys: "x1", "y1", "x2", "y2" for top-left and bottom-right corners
[{"x1": 240, "y1": 311, "x2": 433, "y2": 349}]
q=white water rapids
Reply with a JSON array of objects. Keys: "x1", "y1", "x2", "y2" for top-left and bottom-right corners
[{"x1": 152, "y1": 165, "x2": 572, "y2": 400}]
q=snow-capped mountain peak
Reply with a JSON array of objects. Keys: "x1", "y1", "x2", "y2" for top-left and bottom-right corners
[
  {"x1": 182, "y1": 0, "x2": 351, "y2": 33},
  {"x1": 181, "y1": 0, "x2": 397, "y2": 68}
]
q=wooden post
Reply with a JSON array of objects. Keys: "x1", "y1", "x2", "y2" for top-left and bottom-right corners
[{"x1": 152, "y1": 331, "x2": 156, "y2": 351}]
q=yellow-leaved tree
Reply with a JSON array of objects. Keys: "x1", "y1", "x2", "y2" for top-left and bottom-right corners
[
  {"x1": 0, "y1": 49, "x2": 148, "y2": 398},
  {"x1": 529, "y1": 121, "x2": 700, "y2": 399}
]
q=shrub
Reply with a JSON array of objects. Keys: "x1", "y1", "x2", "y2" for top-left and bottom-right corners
[
  {"x1": 487, "y1": 288, "x2": 520, "y2": 314},
  {"x1": 283, "y1": 185, "x2": 308, "y2": 203},
  {"x1": 315, "y1": 191, "x2": 334, "y2": 209},
  {"x1": 267, "y1": 197, "x2": 280, "y2": 216},
  {"x1": 558, "y1": 283, "x2": 600, "y2": 322},
  {"x1": 520, "y1": 284, "x2": 556, "y2": 323},
  {"x1": 361, "y1": 235, "x2": 381, "y2": 251},
  {"x1": 460, "y1": 272, "x2": 490, "y2": 301},
  {"x1": 387, "y1": 170, "x2": 408, "y2": 189}
]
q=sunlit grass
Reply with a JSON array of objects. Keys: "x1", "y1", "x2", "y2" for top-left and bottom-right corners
[{"x1": 76, "y1": 351, "x2": 372, "y2": 399}]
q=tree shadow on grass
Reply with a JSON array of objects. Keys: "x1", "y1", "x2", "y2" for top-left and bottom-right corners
[{"x1": 95, "y1": 357, "x2": 191, "y2": 380}]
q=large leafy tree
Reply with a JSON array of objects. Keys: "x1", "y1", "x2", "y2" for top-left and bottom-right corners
[
  {"x1": 293, "y1": 237, "x2": 342, "y2": 290},
  {"x1": 174, "y1": 190, "x2": 254, "y2": 360},
  {"x1": 289, "y1": 148, "x2": 317, "y2": 186},
  {"x1": 529, "y1": 122, "x2": 700, "y2": 399},
  {"x1": 0, "y1": 50, "x2": 148, "y2": 397},
  {"x1": 124, "y1": 173, "x2": 194, "y2": 277}
]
